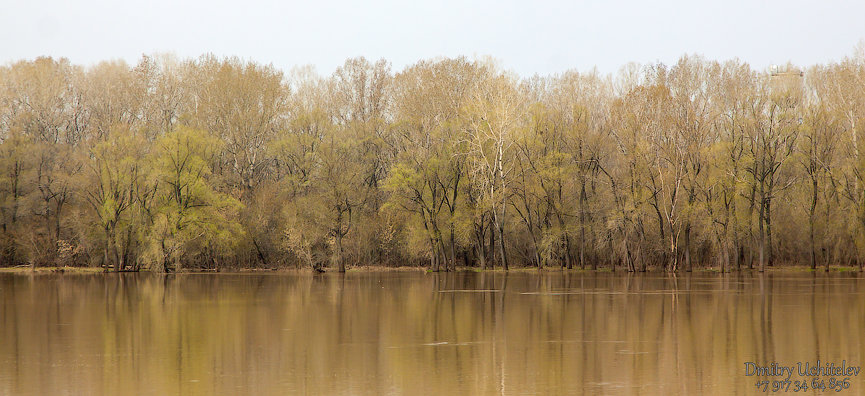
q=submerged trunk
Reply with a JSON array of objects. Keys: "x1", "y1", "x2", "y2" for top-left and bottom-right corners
[
  {"x1": 766, "y1": 197, "x2": 774, "y2": 267},
  {"x1": 430, "y1": 236, "x2": 439, "y2": 272},
  {"x1": 336, "y1": 234, "x2": 345, "y2": 273},
  {"x1": 497, "y1": 222, "x2": 509, "y2": 271},
  {"x1": 603, "y1": 229, "x2": 612, "y2": 271},
  {"x1": 684, "y1": 225, "x2": 692, "y2": 272},
  {"x1": 492, "y1": 208, "x2": 509, "y2": 271},
  {"x1": 758, "y1": 184, "x2": 766, "y2": 273},
  {"x1": 104, "y1": 226, "x2": 113, "y2": 272},
  {"x1": 488, "y1": 222, "x2": 496, "y2": 269},
  {"x1": 668, "y1": 225, "x2": 679, "y2": 272},
  {"x1": 733, "y1": 243, "x2": 740, "y2": 271},
  {"x1": 565, "y1": 236, "x2": 573, "y2": 270},
  {"x1": 438, "y1": 239, "x2": 450, "y2": 272},
  {"x1": 623, "y1": 233, "x2": 635, "y2": 273},
  {"x1": 759, "y1": 231, "x2": 765, "y2": 273},
  {"x1": 528, "y1": 231, "x2": 541, "y2": 269},
  {"x1": 825, "y1": 245, "x2": 832, "y2": 273},
  {"x1": 809, "y1": 177, "x2": 818, "y2": 270},
  {"x1": 475, "y1": 231, "x2": 486, "y2": 270},
  {"x1": 449, "y1": 227, "x2": 457, "y2": 271},
  {"x1": 474, "y1": 223, "x2": 486, "y2": 269}
]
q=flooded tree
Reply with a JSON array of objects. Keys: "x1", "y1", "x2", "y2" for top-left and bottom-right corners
[{"x1": 2, "y1": 52, "x2": 865, "y2": 271}]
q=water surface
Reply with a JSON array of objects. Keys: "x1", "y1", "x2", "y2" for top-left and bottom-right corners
[{"x1": 1, "y1": 271, "x2": 864, "y2": 395}]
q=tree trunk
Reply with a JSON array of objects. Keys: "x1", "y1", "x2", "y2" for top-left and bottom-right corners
[
  {"x1": 759, "y1": 229, "x2": 765, "y2": 273},
  {"x1": 809, "y1": 177, "x2": 818, "y2": 270},
  {"x1": 489, "y1": 222, "x2": 497, "y2": 269},
  {"x1": 730, "y1": 194, "x2": 740, "y2": 271},
  {"x1": 684, "y1": 224, "x2": 692, "y2": 272},
  {"x1": 336, "y1": 234, "x2": 345, "y2": 273},
  {"x1": 114, "y1": 244, "x2": 122, "y2": 272},
  {"x1": 733, "y1": 243, "x2": 740, "y2": 271},
  {"x1": 438, "y1": 239, "x2": 450, "y2": 272},
  {"x1": 429, "y1": 237, "x2": 439, "y2": 272},
  {"x1": 449, "y1": 227, "x2": 457, "y2": 271},
  {"x1": 159, "y1": 239, "x2": 168, "y2": 273},
  {"x1": 825, "y1": 246, "x2": 831, "y2": 273},
  {"x1": 496, "y1": 219, "x2": 509, "y2": 271},
  {"x1": 602, "y1": 230, "x2": 611, "y2": 271},
  {"x1": 44, "y1": 201, "x2": 53, "y2": 258},
  {"x1": 252, "y1": 238, "x2": 269, "y2": 268},
  {"x1": 102, "y1": 245, "x2": 109, "y2": 272},
  {"x1": 654, "y1": 205, "x2": 667, "y2": 268},
  {"x1": 579, "y1": 186, "x2": 588, "y2": 270},
  {"x1": 104, "y1": 226, "x2": 112, "y2": 272},
  {"x1": 55, "y1": 199, "x2": 64, "y2": 251},
  {"x1": 440, "y1": 244, "x2": 448, "y2": 272},
  {"x1": 565, "y1": 236, "x2": 573, "y2": 270},
  {"x1": 475, "y1": 241, "x2": 486, "y2": 270},
  {"x1": 747, "y1": 243, "x2": 753, "y2": 270},
  {"x1": 625, "y1": 240, "x2": 635, "y2": 273},
  {"x1": 766, "y1": 197, "x2": 774, "y2": 267},
  {"x1": 758, "y1": 185, "x2": 766, "y2": 272},
  {"x1": 668, "y1": 226, "x2": 678, "y2": 272},
  {"x1": 527, "y1": 231, "x2": 541, "y2": 269},
  {"x1": 809, "y1": 224, "x2": 817, "y2": 270}
]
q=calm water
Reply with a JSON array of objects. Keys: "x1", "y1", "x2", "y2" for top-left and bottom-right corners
[{"x1": 1, "y1": 271, "x2": 864, "y2": 395}]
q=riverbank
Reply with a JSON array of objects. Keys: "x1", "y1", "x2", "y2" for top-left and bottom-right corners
[
  {"x1": 0, "y1": 266, "x2": 107, "y2": 274},
  {"x1": 2, "y1": 264, "x2": 864, "y2": 274}
]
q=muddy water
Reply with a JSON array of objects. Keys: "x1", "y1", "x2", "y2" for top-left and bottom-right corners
[{"x1": 1, "y1": 271, "x2": 864, "y2": 395}]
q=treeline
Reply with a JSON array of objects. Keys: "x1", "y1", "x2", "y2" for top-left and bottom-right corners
[{"x1": 1, "y1": 52, "x2": 864, "y2": 272}]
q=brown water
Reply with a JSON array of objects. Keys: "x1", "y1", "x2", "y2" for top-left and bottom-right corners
[{"x1": 1, "y1": 271, "x2": 864, "y2": 395}]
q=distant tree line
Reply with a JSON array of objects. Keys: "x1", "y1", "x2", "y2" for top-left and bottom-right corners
[{"x1": 1, "y1": 51, "x2": 865, "y2": 272}]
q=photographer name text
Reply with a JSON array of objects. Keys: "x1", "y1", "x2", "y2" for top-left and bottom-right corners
[{"x1": 745, "y1": 360, "x2": 860, "y2": 393}]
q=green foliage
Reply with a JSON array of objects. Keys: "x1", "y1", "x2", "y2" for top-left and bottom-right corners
[
  {"x1": 2, "y1": 53, "x2": 865, "y2": 271},
  {"x1": 142, "y1": 125, "x2": 243, "y2": 271}
]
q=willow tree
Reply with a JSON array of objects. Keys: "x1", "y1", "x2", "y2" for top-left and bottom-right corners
[
  {"x1": 703, "y1": 60, "x2": 755, "y2": 271},
  {"x1": 144, "y1": 125, "x2": 242, "y2": 272},
  {"x1": 184, "y1": 56, "x2": 288, "y2": 267},
  {"x1": 817, "y1": 55, "x2": 865, "y2": 271},
  {"x1": 700, "y1": 66, "x2": 739, "y2": 272},
  {"x1": 0, "y1": 129, "x2": 29, "y2": 264},
  {"x1": 311, "y1": 58, "x2": 392, "y2": 267},
  {"x1": 548, "y1": 71, "x2": 610, "y2": 269},
  {"x1": 273, "y1": 70, "x2": 331, "y2": 270},
  {"x1": 83, "y1": 127, "x2": 147, "y2": 271},
  {"x1": 666, "y1": 56, "x2": 720, "y2": 271},
  {"x1": 608, "y1": 79, "x2": 671, "y2": 272},
  {"x1": 0, "y1": 57, "x2": 85, "y2": 266},
  {"x1": 316, "y1": 124, "x2": 370, "y2": 272},
  {"x1": 512, "y1": 101, "x2": 557, "y2": 268},
  {"x1": 746, "y1": 69, "x2": 802, "y2": 272},
  {"x1": 388, "y1": 57, "x2": 485, "y2": 271},
  {"x1": 793, "y1": 100, "x2": 840, "y2": 271}
]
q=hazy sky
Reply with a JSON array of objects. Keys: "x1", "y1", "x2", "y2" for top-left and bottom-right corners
[{"x1": 1, "y1": 0, "x2": 863, "y2": 76}]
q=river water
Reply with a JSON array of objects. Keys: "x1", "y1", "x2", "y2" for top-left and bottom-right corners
[{"x1": 1, "y1": 271, "x2": 864, "y2": 395}]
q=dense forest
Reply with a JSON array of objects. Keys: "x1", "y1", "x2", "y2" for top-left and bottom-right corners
[{"x1": 1, "y1": 52, "x2": 864, "y2": 272}]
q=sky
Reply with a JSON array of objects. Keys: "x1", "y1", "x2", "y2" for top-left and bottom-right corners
[{"x1": 1, "y1": 0, "x2": 863, "y2": 77}]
